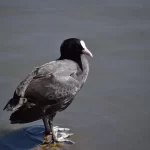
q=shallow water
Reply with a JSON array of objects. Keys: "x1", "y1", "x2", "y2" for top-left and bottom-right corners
[{"x1": 0, "y1": 0, "x2": 150, "y2": 150}]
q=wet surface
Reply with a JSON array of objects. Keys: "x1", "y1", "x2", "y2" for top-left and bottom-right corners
[
  {"x1": 0, "y1": 0, "x2": 150, "y2": 150},
  {"x1": 0, "y1": 125, "x2": 72, "y2": 150}
]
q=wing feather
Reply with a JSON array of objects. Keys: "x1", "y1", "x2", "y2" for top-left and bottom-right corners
[{"x1": 4, "y1": 60, "x2": 79, "y2": 112}]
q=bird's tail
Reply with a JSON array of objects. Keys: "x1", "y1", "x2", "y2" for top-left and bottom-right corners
[
  {"x1": 3, "y1": 97, "x2": 19, "y2": 111},
  {"x1": 9, "y1": 103, "x2": 47, "y2": 124},
  {"x1": 10, "y1": 101, "x2": 62, "y2": 124},
  {"x1": 3, "y1": 91, "x2": 22, "y2": 111}
]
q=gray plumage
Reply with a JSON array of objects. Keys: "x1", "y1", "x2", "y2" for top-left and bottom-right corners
[
  {"x1": 3, "y1": 38, "x2": 93, "y2": 145},
  {"x1": 3, "y1": 38, "x2": 92, "y2": 125},
  {"x1": 4, "y1": 38, "x2": 92, "y2": 127}
]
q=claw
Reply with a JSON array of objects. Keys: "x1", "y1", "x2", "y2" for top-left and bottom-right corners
[
  {"x1": 53, "y1": 126, "x2": 74, "y2": 145},
  {"x1": 64, "y1": 139, "x2": 75, "y2": 145},
  {"x1": 53, "y1": 126, "x2": 70, "y2": 132},
  {"x1": 42, "y1": 142, "x2": 64, "y2": 150},
  {"x1": 50, "y1": 143, "x2": 64, "y2": 150},
  {"x1": 55, "y1": 134, "x2": 75, "y2": 145},
  {"x1": 42, "y1": 125, "x2": 74, "y2": 148},
  {"x1": 42, "y1": 135, "x2": 51, "y2": 144},
  {"x1": 58, "y1": 127, "x2": 70, "y2": 132},
  {"x1": 58, "y1": 132, "x2": 74, "y2": 138}
]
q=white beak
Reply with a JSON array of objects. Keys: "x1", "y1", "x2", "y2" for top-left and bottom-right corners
[{"x1": 80, "y1": 40, "x2": 93, "y2": 57}]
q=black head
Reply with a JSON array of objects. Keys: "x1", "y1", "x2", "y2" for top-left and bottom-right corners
[{"x1": 59, "y1": 38, "x2": 93, "y2": 60}]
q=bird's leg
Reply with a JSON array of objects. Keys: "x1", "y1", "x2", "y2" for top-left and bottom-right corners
[
  {"x1": 48, "y1": 120, "x2": 64, "y2": 149},
  {"x1": 42, "y1": 117, "x2": 52, "y2": 145},
  {"x1": 49, "y1": 120, "x2": 75, "y2": 146},
  {"x1": 49, "y1": 121, "x2": 58, "y2": 142}
]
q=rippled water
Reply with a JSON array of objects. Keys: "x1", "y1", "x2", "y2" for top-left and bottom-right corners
[{"x1": 0, "y1": 0, "x2": 150, "y2": 150}]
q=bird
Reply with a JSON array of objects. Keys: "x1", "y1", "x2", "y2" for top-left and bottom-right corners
[{"x1": 3, "y1": 38, "x2": 93, "y2": 148}]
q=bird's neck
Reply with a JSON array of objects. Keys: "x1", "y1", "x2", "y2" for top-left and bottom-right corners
[
  {"x1": 77, "y1": 55, "x2": 89, "y2": 84},
  {"x1": 58, "y1": 54, "x2": 89, "y2": 85},
  {"x1": 58, "y1": 54, "x2": 89, "y2": 73},
  {"x1": 80, "y1": 54, "x2": 89, "y2": 72}
]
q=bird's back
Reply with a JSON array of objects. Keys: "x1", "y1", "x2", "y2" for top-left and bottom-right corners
[{"x1": 3, "y1": 58, "x2": 88, "y2": 123}]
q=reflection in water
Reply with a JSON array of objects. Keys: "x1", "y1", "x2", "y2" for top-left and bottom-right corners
[{"x1": 0, "y1": 126, "x2": 72, "y2": 150}]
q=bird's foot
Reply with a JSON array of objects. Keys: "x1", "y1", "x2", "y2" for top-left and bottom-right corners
[
  {"x1": 53, "y1": 126, "x2": 75, "y2": 145},
  {"x1": 42, "y1": 142, "x2": 63, "y2": 150},
  {"x1": 50, "y1": 142, "x2": 64, "y2": 150},
  {"x1": 43, "y1": 135, "x2": 51, "y2": 144},
  {"x1": 42, "y1": 126, "x2": 74, "y2": 149},
  {"x1": 54, "y1": 132, "x2": 74, "y2": 144},
  {"x1": 42, "y1": 135, "x2": 51, "y2": 149},
  {"x1": 53, "y1": 126, "x2": 70, "y2": 132}
]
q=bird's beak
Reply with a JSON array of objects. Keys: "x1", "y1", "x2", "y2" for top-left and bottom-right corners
[{"x1": 82, "y1": 49, "x2": 93, "y2": 57}]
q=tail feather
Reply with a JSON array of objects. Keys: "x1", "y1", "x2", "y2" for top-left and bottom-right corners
[
  {"x1": 10, "y1": 102, "x2": 59, "y2": 124},
  {"x1": 3, "y1": 98, "x2": 19, "y2": 111},
  {"x1": 10, "y1": 104, "x2": 45, "y2": 124},
  {"x1": 3, "y1": 92, "x2": 20, "y2": 111}
]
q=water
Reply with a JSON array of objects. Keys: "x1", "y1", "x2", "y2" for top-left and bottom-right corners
[{"x1": 0, "y1": 0, "x2": 150, "y2": 149}]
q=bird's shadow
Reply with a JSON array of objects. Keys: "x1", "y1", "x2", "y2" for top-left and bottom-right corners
[{"x1": 0, "y1": 125, "x2": 72, "y2": 150}]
